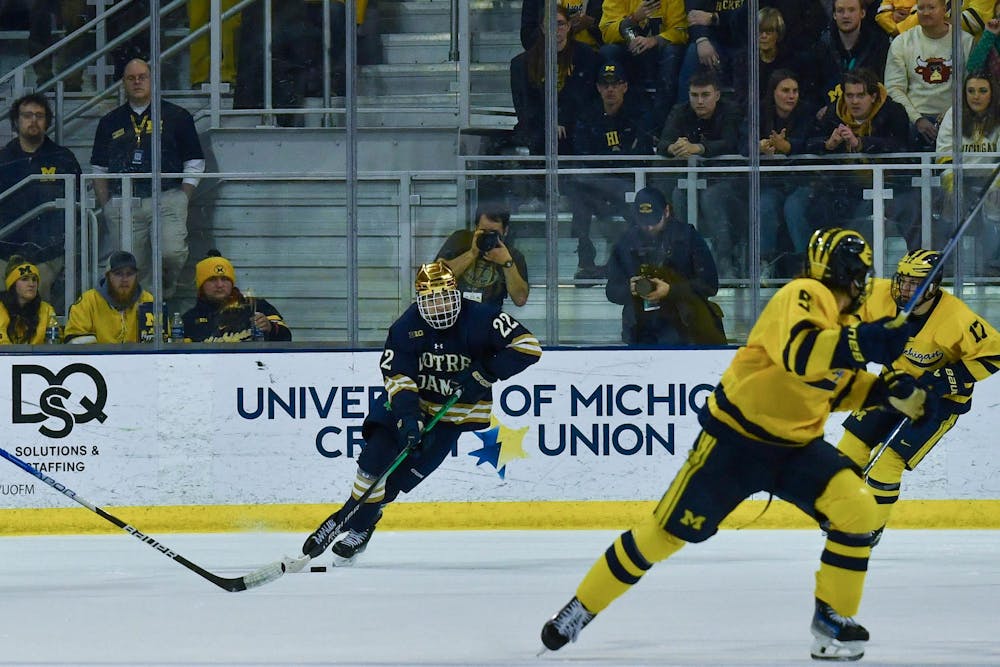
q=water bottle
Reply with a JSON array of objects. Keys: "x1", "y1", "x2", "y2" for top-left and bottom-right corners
[
  {"x1": 245, "y1": 288, "x2": 265, "y2": 341},
  {"x1": 170, "y1": 312, "x2": 184, "y2": 343},
  {"x1": 44, "y1": 314, "x2": 61, "y2": 344}
]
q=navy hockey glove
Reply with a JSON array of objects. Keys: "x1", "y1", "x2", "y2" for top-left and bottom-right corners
[
  {"x1": 833, "y1": 317, "x2": 912, "y2": 369},
  {"x1": 919, "y1": 364, "x2": 971, "y2": 397},
  {"x1": 868, "y1": 370, "x2": 928, "y2": 421},
  {"x1": 453, "y1": 363, "x2": 498, "y2": 402},
  {"x1": 397, "y1": 415, "x2": 424, "y2": 452}
]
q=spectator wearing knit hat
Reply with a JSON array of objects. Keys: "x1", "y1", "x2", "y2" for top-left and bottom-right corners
[
  {"x1": 0, "y1": 256, "x2": 57, "y2": 344},
  {"x1": 64, "y1": 250, "x2": 154, "y2": 343},
  {"x1": 182, "y1": 249, "x2": 291, "y2": 343}
]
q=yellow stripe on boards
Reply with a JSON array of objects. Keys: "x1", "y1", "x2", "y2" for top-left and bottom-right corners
[{"x1": 2, "y1": 499, "x2": 1000, "y2": 535}]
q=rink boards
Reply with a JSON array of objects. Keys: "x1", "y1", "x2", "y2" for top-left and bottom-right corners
[{"x1": 1, "y1": 348, "x2": 998, "y2": 533}]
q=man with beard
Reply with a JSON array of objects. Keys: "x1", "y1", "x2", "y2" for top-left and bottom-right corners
[
  {"x1": 604, "y1": 186, "x2": 725, "y2": 345},
  {"x1": 64, "y1": 250, "x2": 153, "y2": 344},
  {"x1": 0, "y1": 93, "x2": 82, "y2": 313},
  {"x1": 181, "y1": 249, "x2": 291, "y2": 343}
]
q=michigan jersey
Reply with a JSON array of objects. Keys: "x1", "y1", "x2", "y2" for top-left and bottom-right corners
[
  {"x1": 376, "y1": 299, "x2": 541, "y2": 430},
  {"x1": 856, "y1": 278, "x2": 1000, "y2": 409},
  {"x1": 705, "y1": 278, "x2": 879, "y2": 444}
]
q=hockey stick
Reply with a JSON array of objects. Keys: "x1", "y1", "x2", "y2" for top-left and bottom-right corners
[
  {"x1": 864, "y1": 160, "x2": 1000, "y2": 479},
  {"x1": 0, "y1": 447, "x2": 284, "y2": 592},
  {"x1": 283, "y1": 392, "x2": 461, "y2": 573}
]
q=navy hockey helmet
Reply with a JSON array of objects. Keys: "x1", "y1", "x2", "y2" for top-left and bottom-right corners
[
  {"x1": 891, "y1": 249, "x2": 942, "y2": 309},
  {"x1": 806, "y1": 227, "x2": 873, "y2": 311},
  {"x1": 415, "y1": 260, "x2": 462, "y2": 329}
]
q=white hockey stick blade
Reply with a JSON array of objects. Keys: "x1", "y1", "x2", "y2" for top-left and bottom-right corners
[
  {"x1": 281, "y1": 554, "x2": 312, "y2": 574},
  {"x1": 241, "y1": 560, "x2": 285, "y2": 589}
]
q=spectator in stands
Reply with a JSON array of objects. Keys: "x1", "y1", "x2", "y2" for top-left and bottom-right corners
[
  {"x1": 598, "y1": 0, "x2": 687, "y2": 128},
  {"x1": 567, "y1": 59, "x2": 656, "y2": 280},
  {"x1": 761, "y1": 0, "x2": 829, "y2": 55},
  {"x1": 0, "y1": 92, "x2": 82, "y2": 313},
  {"x1": 737, "y1": 69, "x2": 816, "y2": 276},
  {"x1": 605, "y1": 186, "x2": 725, "y2": 345},
  {"x1": 307, "y1": 0, "x2": 374, "y2": 97},
  {"x1": 811, "y1": 0, "x2": 890, "y2": 111},
  {"x1": 936, "y1": 71, "x2": 1000, "y2": 272},
  {"x1": 521, "y1": 0, "x2": 603, "y2": 51},
  {"x1": 510, "y1": 3, "x2": 600, "y2": 154},
  {"x1": 798, "y1": 67, "x2": 915, "y2": 248},
  {"x1": 884, "y1": 0, "x2": 996, "y2": 38},
  {"x1": 436, "y1": 202, "x2": 529, "y2": 307},
  {"x1": 874, "y1": 0, "x2": 917, "y2": 37},
  {"x1": 680, "y1": 1, "x2": 747, "y2": 101},
  {"x1": 657, "y1": 67, "x2": 743, "y2": 278},
  {"x1": 967, "y1": 1, "x2": 1000, "y2": 80},
  {"x1": 0, "y1": 256, "x2": 56, "y2": 344},
  {"x1": 884, "y1": 0, "x2": 973, "y2": 150},
  {"x1": 28, "y1": 0, "x2": 91, "y2": 91},
  {"x1": 91, "y1": 58, "x2": 205, "y2": 300},
  {"x1": 188, "y1": 0, "x2": 241, "y2": 89},
  {"x1": 730, "y1": 6, "x2": 811, "y2": 108},
  {"x1": 182, "y1": 249, "x2": 292, "y2": 342},
  {"x1": 64, "y1": 250, "x2": 154, "y2": 344}
]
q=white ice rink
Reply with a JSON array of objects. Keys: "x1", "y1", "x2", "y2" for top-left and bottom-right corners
[{"x1": 0, "y1": 529, "x2": 997, "y2": 666}]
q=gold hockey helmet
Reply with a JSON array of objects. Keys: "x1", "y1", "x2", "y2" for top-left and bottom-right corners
[
  {"x1": 415, "y1": 260, "x2": 462, "y2": 329},
  {"x1": 806, "y1": 227, "x2": 873, "y2": 311},
  {"x1": 891, "y1": 249, "x2": 942, "y2": 308}
]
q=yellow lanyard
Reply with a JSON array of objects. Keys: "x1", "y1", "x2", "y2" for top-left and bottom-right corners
[{"x1": 130, "y1": 112, "x2": 147, "y2": 146}]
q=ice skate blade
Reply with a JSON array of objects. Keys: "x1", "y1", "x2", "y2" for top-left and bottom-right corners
[
  {"x1": 330, "y1": 552, "x2": 360, "y2": 567},
  {"x1": 810, "y1": 636, "x2": 865, "y2": 661}
]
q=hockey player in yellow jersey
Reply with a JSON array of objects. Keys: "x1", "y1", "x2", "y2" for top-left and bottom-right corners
[
  {"x1": 838, "y1": 249, "x2": 1000, "y2": 543},
  {"x1": 541, "y1": 228, "x2": 930, "y2": 662}
]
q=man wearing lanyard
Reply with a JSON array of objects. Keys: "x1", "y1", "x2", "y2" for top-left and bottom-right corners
[{"x1": 91, "y1": 58, "x2": 205, "y2": 300}]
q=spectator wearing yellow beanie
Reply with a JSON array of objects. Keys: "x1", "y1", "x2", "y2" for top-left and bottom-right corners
[
  {"x1": 0, "y1": 256, "x2": 57, "y2": 344},
  {"x1": 183, "y1": 249, "x2": 291, "y2": 342}
]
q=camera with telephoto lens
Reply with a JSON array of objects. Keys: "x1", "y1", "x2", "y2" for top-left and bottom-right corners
[
  {"x1": 477, "y1": 230, "x2": 502, "y2": 253},
  {"x1": 635, "y1": 263, "x2": 670, "y2": 298}
]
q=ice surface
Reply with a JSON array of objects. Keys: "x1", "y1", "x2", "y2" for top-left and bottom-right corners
[{"x1": 0, "y1": 529, "x2": 997, "y2": 666}]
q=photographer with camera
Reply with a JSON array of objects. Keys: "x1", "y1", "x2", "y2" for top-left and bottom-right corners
[
  {"x1": 435, "y1": 202, "x2": 529, "y2": 307},
  {"x1": 605, "y1": 186, "x2": 726, "y2": 345}
]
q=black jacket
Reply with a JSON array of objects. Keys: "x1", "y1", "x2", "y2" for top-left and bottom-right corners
[
  {"x1": 182, "y1": 292, "x2": 292, "y2": 342},
  {"x1": 657, "y1": 97, "x2": 743, "y2": 157},
  {"x1": 811, "y1": 17, "x2": 890, "y2": 107},
  {"x1": 606, "y1": 218, "x2": 724, "y2": 345}
]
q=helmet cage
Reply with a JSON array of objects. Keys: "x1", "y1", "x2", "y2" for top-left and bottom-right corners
[
  {"x1": 417, "y1": 289, "x2": 462, "y2": 329},
  {"x1": 891, "y1": 249, "x2": 942, "y2": 308}
]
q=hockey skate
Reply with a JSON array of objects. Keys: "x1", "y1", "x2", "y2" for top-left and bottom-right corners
[
  {"x1": 540, "y1": 597, "x2": 595, "y2": 651},
  {"x1": 810, "y1": 598, "x2": 869, "y2": 661},
  {"x1": 330, "y1": 525, "x2": 376, "y2": 566}
]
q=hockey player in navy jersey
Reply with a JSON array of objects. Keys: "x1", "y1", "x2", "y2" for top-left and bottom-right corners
[{"x1": 301, "y1": 260, "x2": 541, "y2": 565}]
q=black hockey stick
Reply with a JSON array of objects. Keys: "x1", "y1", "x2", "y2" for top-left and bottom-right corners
[
  {"x1": 0, "y1": 447, "x2": 284, "y2": 592},
  {"x1": 865, "y1": 160, "x2": 1000, "y2": 478},
  {"x1": 283, "y1": 392, "x2": 461, "y2": 573}
]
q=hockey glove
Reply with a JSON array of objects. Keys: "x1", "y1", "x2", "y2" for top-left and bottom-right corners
[
  {"x1": 832, "y1": 317, "x2": 912, "y2": 369},
  {"x1": 876, "y1": 370, "x2": 927, "y2": 421},
  {"x1": 453, "y1": 363, "x2": 498, "y2": 403},
  {"x1": 919, "y1": 364, "x2": 971, "y2": 397},
  {"x1": 397, "y1": 415, "x2": 424, "y2": 452}
]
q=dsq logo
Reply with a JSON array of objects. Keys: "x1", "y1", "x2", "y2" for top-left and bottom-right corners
[{"x1": 12, "y1": 364, "x2": 108, "y2": 438}]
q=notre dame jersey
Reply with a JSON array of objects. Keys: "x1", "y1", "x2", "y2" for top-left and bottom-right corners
[
  {"x1": 855, "y1": 278, "x2": 1000, "y2": 408},
  {"x1": 705, "y1": 278, "x2": 878, "y2": 445},
  {"x1": 375, "y1": 299, "x2": 541, "y2": 431}
]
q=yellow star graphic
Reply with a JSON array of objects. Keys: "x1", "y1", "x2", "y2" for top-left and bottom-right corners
[{"x1": 491, "y1": 414, "x2": 530, "y2": 469}]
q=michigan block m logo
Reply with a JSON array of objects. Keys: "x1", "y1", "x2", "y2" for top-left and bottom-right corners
[{"x1": 680, "y1": 509, "x2": 706, "y2": 530}]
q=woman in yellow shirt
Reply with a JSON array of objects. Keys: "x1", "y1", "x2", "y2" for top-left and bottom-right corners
[{"x1": 0, "y1": 256, "x2": 57, "y2": 345}]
